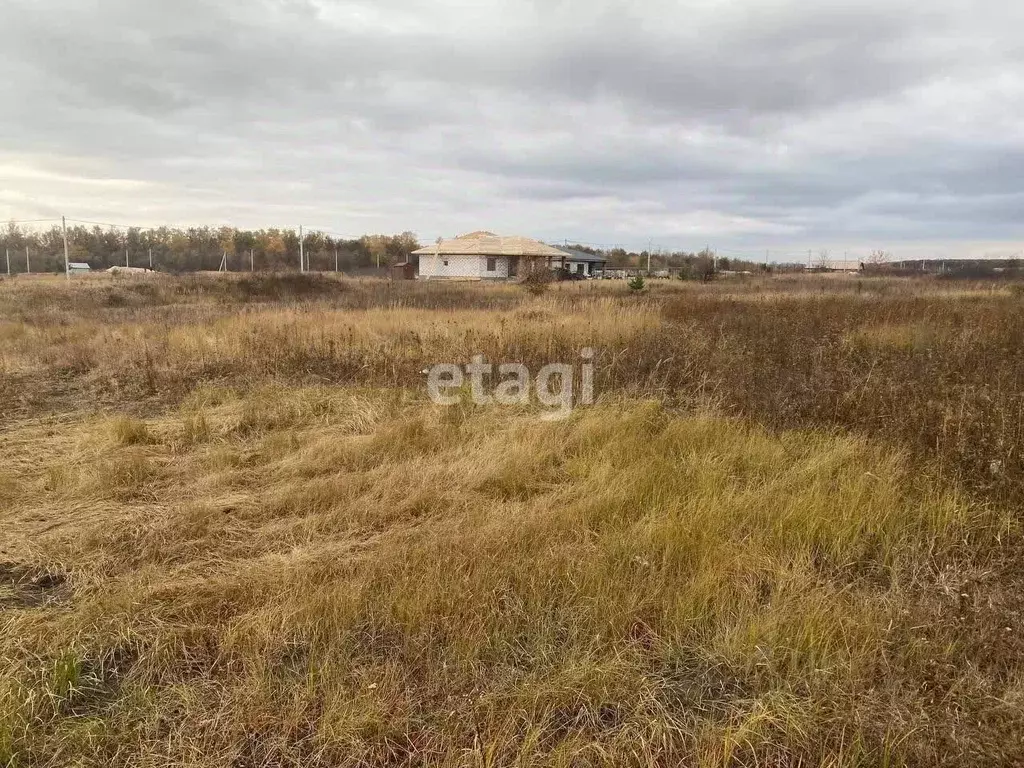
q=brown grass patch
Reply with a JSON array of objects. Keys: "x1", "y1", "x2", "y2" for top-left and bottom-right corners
[{"x1": 1, "y1": 274, "x2": 1024, "y2": 765}]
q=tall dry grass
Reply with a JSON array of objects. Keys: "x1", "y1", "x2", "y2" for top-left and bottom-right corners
[
  {"x1": 2, "y1": 273, "x2": 1024, "y2": 765},
  {"x1": 1, "y1": 390, "x2": 1019, "y2": 766},
  {"x1": 3, "y1": 274, "x2": 1024, "y2": 502}
]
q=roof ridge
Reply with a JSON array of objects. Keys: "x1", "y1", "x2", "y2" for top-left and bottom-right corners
[{"x1": 411, "y1": 233, "x2": 568, "y2": 258}]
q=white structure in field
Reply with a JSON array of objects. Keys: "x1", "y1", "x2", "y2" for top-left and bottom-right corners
[{"x1": 412, "y1": 231, "x2": 571, "y2": 280}]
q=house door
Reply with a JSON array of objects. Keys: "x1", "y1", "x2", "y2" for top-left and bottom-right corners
[{"x1": 509, "y1": 257, "x2": 519, "y2": 277}]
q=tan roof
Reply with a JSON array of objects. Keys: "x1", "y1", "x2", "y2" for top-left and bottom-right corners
[{"x1": 412, "y1": 232, "x2": 568, "y2": 258}]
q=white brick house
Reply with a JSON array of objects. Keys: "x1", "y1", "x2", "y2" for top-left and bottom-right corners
[{"x1": 413, "y1": 232, "x2": 570, "y2": 280}]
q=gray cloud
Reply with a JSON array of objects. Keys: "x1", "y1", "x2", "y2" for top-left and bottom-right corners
[{"x1": 2, "y1": 0, "x2": 1024, "y2": 257}]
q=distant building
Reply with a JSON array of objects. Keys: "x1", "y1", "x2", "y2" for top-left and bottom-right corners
[
  {"x1": 553, "y1": 248, "x2": 607, "y2": 278},
  {"x1": 390, "y1": 261, "x2": 416, "y2": 280},
  {"x1": 67, "y1": 262, "x2": 91, "y2": 275},
  {"x1": 809, "y1": 260, "x2": 861, "y2": 274},
  {"x1": 413, "y1": 231, "x2": 570, "y2": 279}
]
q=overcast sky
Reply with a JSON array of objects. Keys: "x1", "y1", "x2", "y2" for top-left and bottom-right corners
[{"x1": 2, "y1": 0, "x2": 1023, "y2": 259}]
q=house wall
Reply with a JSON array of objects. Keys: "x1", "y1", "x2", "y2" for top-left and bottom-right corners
[
  {"x1": 488, "y1": 256, "x2": 511, "y2": 279},
  {"x1": 563, "y1": 260, "x2": 592, "y2": 276},
  {"x1": 418, "y1": 254, "x2": 511, "y2": 279},
  {"x1": 418, "y1": 254, "x2": 478, "y2": 279}
]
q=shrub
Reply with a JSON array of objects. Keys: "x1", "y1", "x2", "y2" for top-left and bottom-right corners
[
  {"x1": 521, "y1": 266, "x2": 553, "y2": 296},
  {"x1": 110, "y1": 417, "x2": 150, "y2": 446},
  {"x1": 627, "y1": 274, "x2": 646, "y2": 292},
  {"x1": 229, "y1": 273, "x2": 344, "y2": 302},
  {"x1": 101, "y1": 289, "x2": 131, "y2": 308}
]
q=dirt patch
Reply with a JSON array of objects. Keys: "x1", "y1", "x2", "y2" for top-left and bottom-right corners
[{"x1": 0, "y1": 562, "x2": 71, "y2": 609}]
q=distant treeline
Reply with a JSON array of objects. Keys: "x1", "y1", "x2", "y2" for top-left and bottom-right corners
[
  {"x1": 868, "y1": 259, "x2": 1024, "y2": 279},
  {"x1": 0, "y1": 222, "x2": 420, "y2": 274},
  {"x1": 566, "y1": 243, "x2": 804, "y2": 274},
  {"x1": 1, "y1": 221, "x2": 816, "y2": 276}
]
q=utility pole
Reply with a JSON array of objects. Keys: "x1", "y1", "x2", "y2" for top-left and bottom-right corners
[
  {"x1": 62, "y1": 216, "x2": 70, "y2": 281},
  {"x1": 299, "y1": 225, "x2": 304, "y2": 272},
  {"x1": 250, "y1": 248, "x2": 254, "y2": 272},
  {"x1": 26, "y1": 248, "x2": 30, "y2": 274},
  {"x1": 149, "y1": 247, "x2": 153, "y2": 270},
  {"x1": 125, "y1": 247, "x2": 129, "y2": 268},
  {"x1": 334, "y1": 248, "x2": 338, "y2": 273},
  {"x1": 5, "y1": 248, "x2": 9, "y2": 276},
  {"x1": 429, "y1": 236, "x2": 442, "y2": 280}
]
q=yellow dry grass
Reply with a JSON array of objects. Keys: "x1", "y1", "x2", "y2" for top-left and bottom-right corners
[
  {"x1": 2, "y1": 274, "x2": 1024, "y2": 766},
  {"x1": 0, "y1": 386, "x2": 1017, "y2": 766},
  {"x1": 164, "y1": 299, "x2": 657, "y2": 367},
  {"x1": 0, "y1": 293, "x2": 657, "y2": 385}
]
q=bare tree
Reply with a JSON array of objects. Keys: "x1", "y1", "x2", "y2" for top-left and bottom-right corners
[{"x1": 815, "y1": 249, "x2": 832, "y2": 270}]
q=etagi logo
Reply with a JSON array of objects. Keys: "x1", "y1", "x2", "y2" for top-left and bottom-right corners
[{"x1": 425, "y1": 349, "x2": 595, "y2": 420}]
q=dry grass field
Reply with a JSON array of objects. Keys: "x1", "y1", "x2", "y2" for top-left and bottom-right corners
[{"x1": 1, "y1": 272, "x2": 1023, "y2": 767}]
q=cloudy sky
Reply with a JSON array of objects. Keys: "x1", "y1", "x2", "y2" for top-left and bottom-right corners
[{"x1": 2, "y1": 0, "x2": 1023, "y2": 259}]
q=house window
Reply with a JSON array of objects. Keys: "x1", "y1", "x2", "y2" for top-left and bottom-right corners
[
  {"x1": 486, "y1": 257, "x2": 497, "y2": 272},
  {"x1": 443, "y1": 259, "x2": 449, "y2": 266}
]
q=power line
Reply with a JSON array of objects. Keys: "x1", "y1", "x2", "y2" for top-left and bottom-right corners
[
  {"x1": 65, "y1": 218, "x2": 157, "y2": 230},
  {"x1": 558, "y1": 238, "x2": 629, "y2": 250},
  {"x1": 302, "y1": 227, "x2": 358, "y2": 240}
]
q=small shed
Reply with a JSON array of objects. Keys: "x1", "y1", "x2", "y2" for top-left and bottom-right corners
[
  {"x1": 390, "y1": 262, "x2": 416, "y2": 280},
  {"x1": 67, "y1": 262, "x2": 91, "y2": 275}
]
